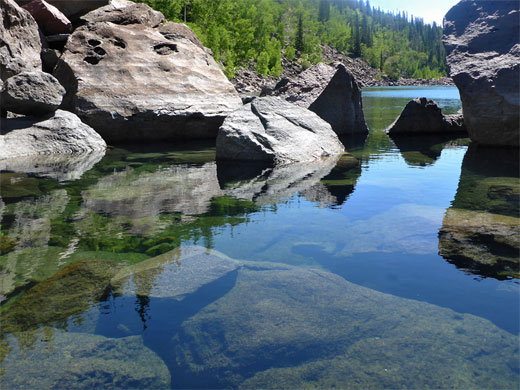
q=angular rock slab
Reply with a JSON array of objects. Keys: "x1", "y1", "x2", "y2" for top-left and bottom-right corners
[
  {"x1": 216, "y1": 96, "x2": 345, "y2": 164},
  {"x1": 0, "y1": 109, "x2": 107, "y2": 159},
  {"x1": 53, "y1": 19, "x2": 242, "y2": 142},
  {"x1": 111, "y1": 246, "x2": 241, "y2": 299},
  {"x1": 0, "y1": 0, "x2": 42, "y2": 81},
  {"x1": 171, "y1": 261, "x2": 520, "y2": 389},
  {"x1": 22, "y1": 0, "x2": 72, "y2": 35},
  {"x1": 273, "y1": 62, "x2": 368, "y2": 136},
  {"x1": 1, "y1": 71, "x2": 65, "y2": 115},
  {"x1": 0, "y1": 329, "x2": 171, "y2": 389},
  {"x1": 386, "y1": 97, "x2": 466, "y2": 135},
  {"x1": 443, "y1": 1, "x2": 520, "y2": 146},
  {"x1": 15, "y1": 0, "x2": 109, "y2": 21}
]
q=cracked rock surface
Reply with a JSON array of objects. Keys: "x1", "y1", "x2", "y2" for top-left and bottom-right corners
[{"x1": 216, "y1": 96, "x2": 344, "y2": 164}]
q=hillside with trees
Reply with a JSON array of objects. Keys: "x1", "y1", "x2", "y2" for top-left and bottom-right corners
[{"x1": 137, "y1": 0, "x2": 447, "y2": 80}]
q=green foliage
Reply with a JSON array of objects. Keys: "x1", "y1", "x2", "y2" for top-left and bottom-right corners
[
  {"x1": 138, "y1": 0, "x2": 447, "y2": 80},
  {"x1": 285, "y1": 46, "x2": 296, "y2": 61},
  {"x1": 256, "y1": 51, "x2": 270, "y2": 75}
]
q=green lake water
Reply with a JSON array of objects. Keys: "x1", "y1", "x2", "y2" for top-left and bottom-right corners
[{"x1": 0, "y1": 86, "x2": 519, "y2": 389}]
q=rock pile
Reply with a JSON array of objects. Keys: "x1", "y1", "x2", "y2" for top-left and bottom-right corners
[
  {"x1": 0, "y1": 0, "x2": 106, "y2": 159},
  {"x1": 443, "y1": 0, "x2": 520, "y2": 146}
]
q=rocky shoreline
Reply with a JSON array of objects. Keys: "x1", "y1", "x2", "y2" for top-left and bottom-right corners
[{"x1": 232, "y1": 45, "x2": 453, "y2": 96}]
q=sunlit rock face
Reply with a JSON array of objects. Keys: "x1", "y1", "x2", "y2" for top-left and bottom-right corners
[
  {"x1": 443, "y1": 1, "x2": 520, "y2": 146},
  {"x1": 53, "y1": 2, "x2": 242, "y2": 143},
  {"x1": 439, "y1": 144, "x2": 520, "y2": 279},
  {"x1": 0, "y1": 110, "x2": 107, "y2": 159},
  {"x1": 0, "y1": 0, "x2": 42, "y2": 81},
  {"x1": 216, "y1": 97, "x2": 344, "y2": 164}
]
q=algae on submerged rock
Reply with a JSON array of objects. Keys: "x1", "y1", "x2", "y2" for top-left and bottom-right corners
[{"x1": 0, "y1": 328, "x2": 170, "y2": 389}]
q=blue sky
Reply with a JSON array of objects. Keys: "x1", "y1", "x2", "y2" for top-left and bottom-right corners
[{"x1": 368, "y1": 0, "x2": 460, "y2": 25}]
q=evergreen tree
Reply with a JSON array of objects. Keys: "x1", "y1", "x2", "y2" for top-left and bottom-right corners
[{"x1": 295, "y1": 13, "x2": 305, "y2": 53}]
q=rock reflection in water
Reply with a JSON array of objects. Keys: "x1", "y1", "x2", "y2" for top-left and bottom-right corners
[
  {"x1": 390, "y1": 134, "x2": 469, "y2": 167},
  {"x1": 218, "y1": 154, "x2": 358, "y2": 207},
  {"x1": 82, "y1": 162, "x2": 224, "y2": 220},
  {"x1": 0, "y1": 151, "x2": 105, "y2": 182},
  {"x1": 439, "y1": 144, "x2": 520, "y2": 279}
]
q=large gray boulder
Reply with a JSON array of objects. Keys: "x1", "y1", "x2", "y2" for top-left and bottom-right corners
[
  {"x1": 1, "y1": 71, "x2": 65, "y2": 115},
  {"x1": 0, "y1": 0, "x2": 42, "y2": 81},
  {"x1": 53, "y1": 3, "x2": 242, "y2": 143},
  {"x1": 386, "y1": 97, "x2": 466, "y2": 135},
  {"x1": 0, "y1": 109, "x2": 107, "y2": 159},
  {"x1": 443, "y1": 1, "x2": 520, "y2": 146},
  {"x1": 273, "y1": 62, "x2": 368, "y2": 136},
  {"x1": 216, "y1": 97, "x2": 345, "y2": 164}
]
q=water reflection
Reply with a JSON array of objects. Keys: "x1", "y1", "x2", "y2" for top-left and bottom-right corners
[
  {"x1": 390, "y1": 134, "x2": 470, "y2": 167},
  {"x1": 217, "y1": 154, "x2": 357, "y2": 207},
  {"x1": 0, "y1": 151, "x2": 105, "y2": 182},
  {"x1": 439, "y1": 144, "x2": 520, "y2": 279}
]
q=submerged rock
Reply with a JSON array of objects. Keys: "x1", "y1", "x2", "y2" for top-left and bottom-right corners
[
  {"x1": 21, "y1": 0, "x2": 72, "y2": 35},
  {"x1": 443, "y1": 1, "x2": 520, "y2": 146},
  {"x1": 1, "y1": 329, "x2": 170, "y2": 389},
  {"x1": 273, "y1": 62, "x2": 368, "y2": 136},
  {"x1": 53, "y1": 3, "x2": 241, "y2": 143},
  {"x1": 0, "y1": 258, "x2": 120, "y2": 334},
  {"x1": 0, "y1": 0, "x2": 42, "y2": 81},
  {"x1": 1, "y1": 71, "x2": 65, "y2": 116},
  {"x1": 216, "y1": 97, "x2": 344, "y2": 164},
  {"x1": 166, "y1": 257, "x2": 519, "y2": 389},
  {"x1": 386, "y1": 97, "x2": 466, "y2": 135},
  {"x1": 0, "y1": 110, "x2": 107, "y2": 159},
  {"x1": 111, "y1": 246, "x2": 241, "y2": 299}
]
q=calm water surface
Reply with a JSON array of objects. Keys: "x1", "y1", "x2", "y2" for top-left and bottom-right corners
[{"x1": 1, "y1": 86, "x2": 518, "y2": 389}]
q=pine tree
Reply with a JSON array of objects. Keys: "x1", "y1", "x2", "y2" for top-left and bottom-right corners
[{"x1": 295, "y1": 13, "x2": 304, "y2": 53}]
